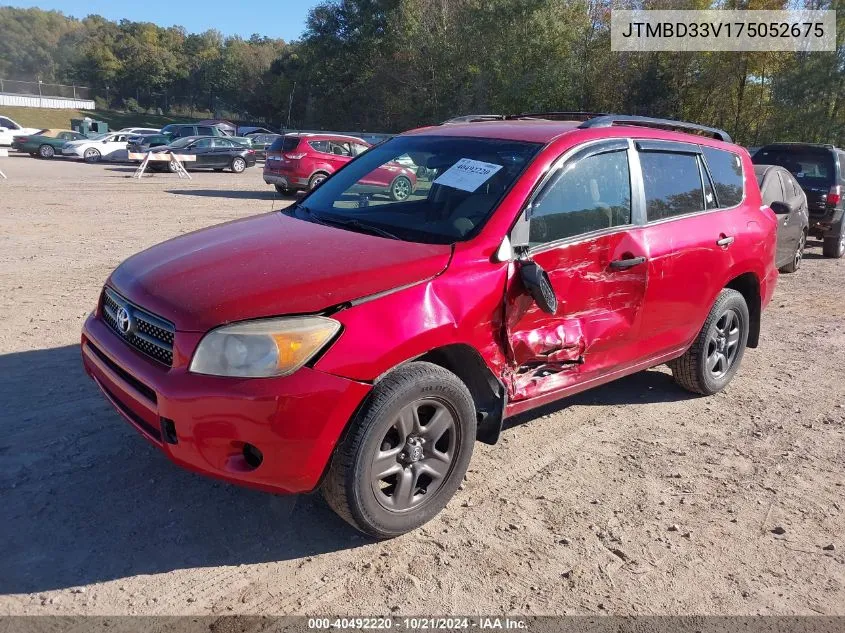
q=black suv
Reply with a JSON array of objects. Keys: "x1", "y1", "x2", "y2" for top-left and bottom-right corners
[{"x1": 752, "y1": 144, "x2": 845, "y2": 258}]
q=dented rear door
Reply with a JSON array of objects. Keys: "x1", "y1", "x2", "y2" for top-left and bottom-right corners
[{"x1": 503, "y1": 139, "x2": 649, "y2": 401}]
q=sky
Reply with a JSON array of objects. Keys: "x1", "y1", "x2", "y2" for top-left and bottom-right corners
[{"x1": 5, "y1": 0, "x2": 322, "y2": 41}]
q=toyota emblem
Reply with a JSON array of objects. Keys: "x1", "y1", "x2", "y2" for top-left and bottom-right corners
[{"x1": 116, "y1": 306, "x2": 132, "y2": 335}]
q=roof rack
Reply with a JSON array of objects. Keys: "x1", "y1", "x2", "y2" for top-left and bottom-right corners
[
  {"x1": 578, "y1": 115, "x2": 732, "y2": 143},
  {"x1": 441, "y1": 114, "x2": 505, "y2": 125},
  {"x1": 509, "y1": 111, "x2": 609, "y2": 122}
]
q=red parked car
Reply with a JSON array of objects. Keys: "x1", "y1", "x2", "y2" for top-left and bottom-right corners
[
  {"x1": 82, "y1": 114, "x2": 778, "y2": 538},
  {"x1": 263, "y1": 132, "x2": 417, "y2": 199}
]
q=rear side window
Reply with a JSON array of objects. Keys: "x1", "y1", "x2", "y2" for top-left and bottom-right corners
[
  {"x1": 196, "y1": 126, "x2": 214, "y2": 136},
  {"x1": 309, "y1": 140, "x2": 330, "y2": 153},
  {"x1": 703, "y1": 147, "x2": 744, "y2": 207},
  {"x1": 640, "y1": 152, "x2": 703, "y2": 221}
]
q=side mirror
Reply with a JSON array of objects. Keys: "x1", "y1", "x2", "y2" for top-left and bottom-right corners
[
  {"x1": 770, "y1": 200, "x2": 794, "y2": 215},
  {"x1": 518, "y1": 260, "x2": 557, "y2": 315}
]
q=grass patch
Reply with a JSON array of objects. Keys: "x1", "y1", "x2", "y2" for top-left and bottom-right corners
[{"x1": 1, "y1": 106, "x2": 204, "y2": 131}]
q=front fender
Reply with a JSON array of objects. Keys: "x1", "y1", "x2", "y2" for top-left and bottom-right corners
[{"x1": 314, "y1": 255, "x2": 510, "y2": 385}]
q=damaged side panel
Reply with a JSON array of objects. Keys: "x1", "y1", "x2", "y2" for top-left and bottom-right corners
[{"x1": 503, "y1": 230, "x2": 649, "y2": 402}]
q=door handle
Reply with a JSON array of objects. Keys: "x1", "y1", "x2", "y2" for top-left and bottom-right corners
[
  {"x1": 609, "y1": 256, "x2": 646, "y2": 270},
  {"x1": 717, "y1": 236, "x2": 735, "y2": 247}
]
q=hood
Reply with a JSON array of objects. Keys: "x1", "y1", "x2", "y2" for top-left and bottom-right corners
[{"x1": 108, "y1": 212, "x2": 452, "y2": 332}]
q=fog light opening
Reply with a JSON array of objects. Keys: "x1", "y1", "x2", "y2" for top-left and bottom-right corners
[
  {"x1": 160, "y1": 418, "x2": 178, "y2": 445},
  {"x1": 242, "y1": 443, "x2": 263, "y2": 469}
]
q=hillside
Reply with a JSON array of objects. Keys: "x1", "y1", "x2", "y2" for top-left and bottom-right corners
[{"x1": 0, "y1": 106, "x2": 203, "y2": 131}]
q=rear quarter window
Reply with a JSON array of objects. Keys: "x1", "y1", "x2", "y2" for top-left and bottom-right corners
[{"x1": 702, "y1": 147, "x2": 744, "y2": 207}]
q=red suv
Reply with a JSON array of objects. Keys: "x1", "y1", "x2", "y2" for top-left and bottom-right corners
[
  {"x1": 263, "y1": 132, "x2": 417, "y2": 199},
  {"x1": 82, "y1": 114, "x2": 778, "y2": 538}
]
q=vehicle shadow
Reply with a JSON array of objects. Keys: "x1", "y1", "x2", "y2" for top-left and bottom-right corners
[
  {"x1": 167, "y1": 189, "x2": 285, "y2": 201},
  {"x1": 0, "y1": 344, "x2": 367, "y2": 595},
  {"x1": 503, "y1": 368, "x2": 691, "y2": 430},
  {"x1": 1, "y1": 346, "x2": 691, "y2": 594}
]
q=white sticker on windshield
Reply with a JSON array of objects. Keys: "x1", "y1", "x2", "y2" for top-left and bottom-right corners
[{"x1": 433, "y1": 158, "x2": 503, "y2": 192}]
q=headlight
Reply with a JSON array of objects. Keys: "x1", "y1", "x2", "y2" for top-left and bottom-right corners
[{"x1": 189, "y1": 316, "x2": 341, "y2": 378}]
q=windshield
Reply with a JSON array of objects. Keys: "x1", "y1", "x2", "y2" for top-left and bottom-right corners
[
  {"x1": 290, "y1": 136, "x2": 541, "y2": 244},
  {"x1": 753, "y1": 148, "x2": 835, "y2": 187},
  {"x1": 88, "y1": 133, "x2": 110, "y2": 141}
]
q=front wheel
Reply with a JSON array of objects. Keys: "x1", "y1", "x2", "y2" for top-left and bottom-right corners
[
  {"x1": 822, "y1": 231, "x2": 845, "y2": 259},
  {"x1": 231, "y1": 157, "x2": 247, "y2": 173},
  {"x1": 670, "y1": 288, "x2": 749, "y2": 395},
  {"x1": 84, "y1": 148, "x2": 101, "y2": 163},
  {"x1": 321, "y1": 362, "x2": 476, "y2": 538},
  {"x1": 38, "y1": 144, "x2": 55, "y2": 159}
]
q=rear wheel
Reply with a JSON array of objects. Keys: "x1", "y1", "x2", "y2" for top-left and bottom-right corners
[
  {"x1": 83, "y1": 148, "x2": 101, "y2": 163},
  {"x1": 309, "y1": 172, "x2": 328, "y2": 190},
  {"x1": 231, "y1": 157, "x2": 247, "y2": 173},
  {"x1": 322, "y1": 362, "x2": 476, "y2": 538},
  {"x1": 38, "y1": 144, "x2": 55, "y2": 159},
  {"x1": 670, "y1": 288, "x2": 749, "y2": 395},
  {"x1": 822, "y1": 231, "x2": 845, "y2": 259},
  {"x1": 780, "y1": 230, "x2": 806, "y2": 273}
]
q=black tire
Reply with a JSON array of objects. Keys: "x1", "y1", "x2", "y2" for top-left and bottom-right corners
[
  {"x1": 274, "y1": 184, "x2": 295, "y2": 196},
  {"x1": 389, "y1": 176, "x2": 413, "y2": 201},
  {"x1": 322, "y1": 362, "x2": 476, "y2": 538},
  {"x1": 38, "y1": 144, "x2": 55, "y2": 159},
  {"x1": 309, "y1": 172, "x2": 328, "y2": 190},
  {"x1": 822, "y1": 231, "x2": 845, "y2": 259},
  {"x1": 84, "y1": 148, "x2": 101, "y2": 163},
  {"x1": 231, "y1": 157, "x2": 247, "y2": 173},
  {"x1": 671, "y1": 288, "x2": 749, "y2": 395},
  {"x1": 780, "y1": 230, "x2": 806, "y2": 273}
]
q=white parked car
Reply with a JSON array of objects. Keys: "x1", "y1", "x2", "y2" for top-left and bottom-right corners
[
  {"x1": 0, "y1": 115, "x2": 41, "y2": 146},
  {"x1": 62, "y1": 132, "x2": 132, "y2": 162},
  {"x1": 117, "y1": 127, "x2": 160, "y2": 135}
]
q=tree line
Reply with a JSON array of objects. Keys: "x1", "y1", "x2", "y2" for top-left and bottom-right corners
[{"x1": 1, "y1": 1, "x2": 843, "y2": 145}]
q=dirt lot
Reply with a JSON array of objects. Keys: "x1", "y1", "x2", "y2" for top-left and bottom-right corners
[{"x1": 1, "y1": 155, "x2": 844, "y2": 616}]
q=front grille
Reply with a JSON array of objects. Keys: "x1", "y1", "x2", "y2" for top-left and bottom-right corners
[{"x1": 102, "y1": 288, "x2": 175, "y2": 367}]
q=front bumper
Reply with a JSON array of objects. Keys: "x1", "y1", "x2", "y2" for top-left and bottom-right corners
[
  {"x1": 62, "y1": 147, "x2": 83, "y2": 157},
  {"x1": 81, "y1": 314, "x2": 371, "y2": 494}
]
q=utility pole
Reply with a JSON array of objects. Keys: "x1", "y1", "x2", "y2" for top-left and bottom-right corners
[{"x1": 286, "y1": 81, "x2": 296, "y2": 131}]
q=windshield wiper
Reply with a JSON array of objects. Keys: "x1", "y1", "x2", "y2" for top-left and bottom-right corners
[
  {"x1": 317, "y1": 216, "x2": 403, "y2": 241},
  {"x1": 288, "y1": 204, "x2": 401, "y2": 240}
]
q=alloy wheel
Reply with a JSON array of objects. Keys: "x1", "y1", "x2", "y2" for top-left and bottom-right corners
[
  {"x1": 84, "y1": 148, "x2": 101, "y2": 162},
  {"x1": 795, "y1": 232, "x2": 805, "y2": 269},
  {"x1": 392, "y1": 177, "x2": 411, "y2": 201},
  {"x1": 370, "y1": 398, "x2": 458, "y2": 512},
  {"x1": 706, "y1": 308, "x2": 742, "y2": 379},
  {"x1": 39, "y1": 145, "x2": 54, "y2": 158},
  {"x1": 232, "y1": 158, "x2": 246, "y2": 173}
]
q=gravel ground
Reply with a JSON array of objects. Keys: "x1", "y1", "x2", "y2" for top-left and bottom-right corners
[{"x1": 1, "y1": 155, "x2": 843, "y2": 616}]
